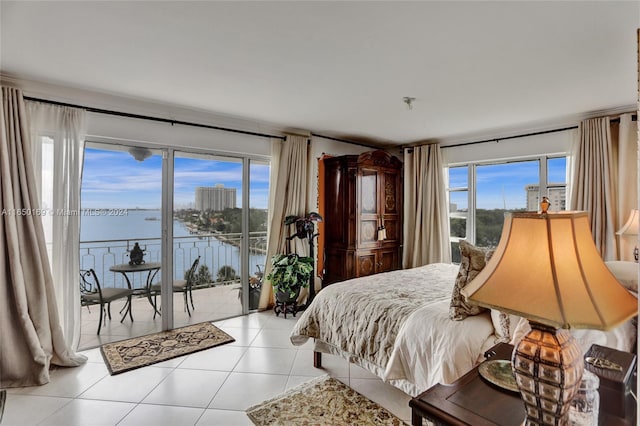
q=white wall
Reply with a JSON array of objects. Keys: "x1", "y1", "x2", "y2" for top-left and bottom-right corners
[
  {"x1": 86, "y1": 112, "x2": 271, "y2": 158},
  {"x1": 6, "y1": 74, "x2": 284, "y2": 158},
  {"x1": 442, "y1": 128, "x2": 576, "y2": 165}
]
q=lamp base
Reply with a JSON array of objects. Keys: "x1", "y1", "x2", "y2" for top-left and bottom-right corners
[{"x1": 512, "y1": 323, "x2": 584, "y2": 426}]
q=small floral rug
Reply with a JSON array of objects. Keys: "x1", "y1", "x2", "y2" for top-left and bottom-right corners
[
  {"x1": 101, "y1": 322, "x2": 234, "y2": 375},
  {"x1": 246, "y1": 375, "x2": 405, "y2": 426}
]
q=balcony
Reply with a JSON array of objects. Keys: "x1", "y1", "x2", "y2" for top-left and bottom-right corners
[{"x1": 78, "y1": 231, "x2": 267, "y2": 349}]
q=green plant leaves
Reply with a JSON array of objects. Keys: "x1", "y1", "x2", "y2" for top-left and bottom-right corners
[{"x1": 266, "y1": 253, "x2": 313, "y2": 299}]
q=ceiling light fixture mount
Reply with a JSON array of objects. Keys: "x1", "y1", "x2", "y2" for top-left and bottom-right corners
[
  {"x1": 128, "y1": 147, "x2": 153, "y2": 162},
  {"x1": 403, "y1": 97, "x2": 416, "y2": 110}
]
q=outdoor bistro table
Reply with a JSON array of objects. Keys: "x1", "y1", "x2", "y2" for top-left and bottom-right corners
[{"x1": 109, "y1": 262, "x2": 161, "y2": 319}]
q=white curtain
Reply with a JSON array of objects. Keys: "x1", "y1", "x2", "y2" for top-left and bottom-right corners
[
  {"x1": 569, "y1": 116, "x2": 637, "y2": 261},
  {"x1": 403, "y1": 144, "x2": 451, "y2": 267},
  {"x1": 615, "y1": 114, "x2": 638, "y2": 261},
  {"x1": 259, "y1": 134, "x2": 309, "y2": 309},
  {"x1": 1, "y1": 87, "x2": 85, "y2": 388},
  {"x1": 26, "y1": 101, "x2": 87, "y2": 349}
]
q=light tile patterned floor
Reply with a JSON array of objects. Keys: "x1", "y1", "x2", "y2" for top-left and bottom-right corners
[
  {"x1": 78, "y1": 284, "x2": 244, "y2": 350},
  {"x1": 4, "y1": 310, "x2": 413, "y2": 425}
]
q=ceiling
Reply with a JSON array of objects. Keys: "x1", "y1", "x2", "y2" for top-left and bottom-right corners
[{"x1": 1, "y1": 1, "x2": 638, "y2": 146}]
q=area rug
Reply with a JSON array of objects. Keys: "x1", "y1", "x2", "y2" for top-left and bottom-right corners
[
  {"x1": 101, "y1": 322, "x2": 234, "y2": 375},
  {"x1": 246, "y1": 375, "x2": 405, "y2": 426}
]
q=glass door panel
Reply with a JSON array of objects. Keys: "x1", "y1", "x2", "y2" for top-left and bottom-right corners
[
  {"x1": 247, "y1": 160, "x2": 270, "y2": 311},
  {"x1": 173, "y1": 152, "x2": 244, "y2": 327},
  {"x1": 79, "y1": 142, "x2": 164, "y2": 349}
]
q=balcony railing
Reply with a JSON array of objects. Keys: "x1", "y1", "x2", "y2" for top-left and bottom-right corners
[{"x1": 80, "y1": 231, "x2": 267, "y2": 291}]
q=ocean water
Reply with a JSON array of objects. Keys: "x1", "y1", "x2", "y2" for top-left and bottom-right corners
[
  {"x1": 80, "y1": 209, "x2": 265, "y2": 287},
  {"x1": 80, "y1": 209, "x2": 188, "y2": 242}
]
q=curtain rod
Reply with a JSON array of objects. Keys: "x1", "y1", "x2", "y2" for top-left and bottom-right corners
[
  {"x1": 23, "y1": 96, "x2": 286, "y2": 140},
  {"x1": 441, "y1": 125, "x2": 578, "y2": 149},
  {"x1": 440, "y1": 114, "x2": 637, "y2": 149}
]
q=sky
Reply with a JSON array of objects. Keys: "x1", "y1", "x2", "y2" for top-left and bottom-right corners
[
  {"x1": 82, "y1": 146, "x2": 566, "y2": 212},
  {"x1": 449, "y1": 157, "x2": 566, "y2": 210},
  {"x1": 81, "y1": 147, "x2": 270, "y2": 209}
]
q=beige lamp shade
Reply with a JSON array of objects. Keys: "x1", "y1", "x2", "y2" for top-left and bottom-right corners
[
  {"x1": 461, "y1": 211, "x2": 637, "y2": 330},
  {"x1": 617, "y1": 209, "x2": 639, "y2": 236}
]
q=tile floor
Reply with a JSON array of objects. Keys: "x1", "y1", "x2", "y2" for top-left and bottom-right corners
[
  {"x1": 79, "y1": 285, "x2": 244, "y2": 350},
  {"x1": 3, "y1": 311, "x2": 413, "y2": 425}
]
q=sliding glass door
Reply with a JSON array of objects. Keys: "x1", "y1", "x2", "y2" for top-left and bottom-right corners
[
  {"x1": 79, "y1": 142, "x2": 164, "y2": 348},
  {"x1": 79, "y1": 143, "x2": 269, "y2": 349},
  {"x1": 172, "y1": 152, "x2": 245, "y2": 328}
]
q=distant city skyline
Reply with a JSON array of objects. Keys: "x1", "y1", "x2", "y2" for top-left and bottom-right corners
[{"x1": 81, "y1": 147, "x2": 270, "y2": 210}]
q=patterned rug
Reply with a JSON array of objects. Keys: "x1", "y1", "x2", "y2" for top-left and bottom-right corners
[
  {"x1": 101, "y1": 322, "x2": 234, "y2": 375},
  {"x1": 246, "y1": 375, "x2": 405, "y2": 426}
]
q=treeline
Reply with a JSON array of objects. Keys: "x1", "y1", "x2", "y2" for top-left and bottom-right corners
[
  {"x1": 175, "y1": 208, "x2": 268, "y2": 233},
  {"x1": 451, "y1": 208, "x2": 527, "y2": 248}
]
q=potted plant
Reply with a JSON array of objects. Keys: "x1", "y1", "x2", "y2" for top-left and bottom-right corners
[{"x1": 266, "y1": 253, "x2": 313, "y2": 316}]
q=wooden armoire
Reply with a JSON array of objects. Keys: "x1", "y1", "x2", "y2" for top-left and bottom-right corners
[{"x1": 323, "y1": 150, "x2": 403, "y2": 285}]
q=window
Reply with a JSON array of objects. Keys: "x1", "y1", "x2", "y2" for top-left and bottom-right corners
[
  {"x1": 448, "y1": 156, "x2": 567, "y2": 259},
  {"x1": 448, "y1": 166, "x2": 468, "y2": 264}
]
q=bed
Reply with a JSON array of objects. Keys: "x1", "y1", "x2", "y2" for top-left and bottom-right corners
[
  {"x1": 290, "y1": 260, "x2": 637, "y2": 397},
  {"x1": 290, "y1": 263, "x2": 497, "y2": 396}
]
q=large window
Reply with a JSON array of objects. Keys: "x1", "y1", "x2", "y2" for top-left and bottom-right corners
[{"x1": 448, "y1": 156, "x2": 567, "y2": 261}]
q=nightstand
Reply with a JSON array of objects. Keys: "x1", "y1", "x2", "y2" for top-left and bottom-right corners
[
  {"x1": 409, "y1": 343, "x2": 636, "y2": 426},
  {"x1": 409, "y1": 343, "x2": 522, "y2": 426}
]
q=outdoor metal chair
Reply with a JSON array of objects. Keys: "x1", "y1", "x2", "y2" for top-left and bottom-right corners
[
  {"x1": 80, "y1": 269, "x2": 134, "y2": 334},
  {"x1": 150, "y1": 256, "x2": 200, "y2": 318}
]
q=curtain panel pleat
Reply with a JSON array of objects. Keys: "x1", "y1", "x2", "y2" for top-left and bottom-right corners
[
  {"x1": 259, "y1": 135, "x2": 309, "y2": 309},
  {"x1": 615, "y1": 114, "x2": 638, "y2": 261},
  {"x1": 0, "y1": 87, "x2": 85, "y2": 388},
  {"x1": 569, "y1": 116, "x2": 635, "y2": 261},
  {"x1": 403, "y1": 144, "x2": 451, "y2": 267}
]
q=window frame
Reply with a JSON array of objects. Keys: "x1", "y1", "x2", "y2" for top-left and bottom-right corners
[{"x1": 447, "y1": 154, "x2": 568, "y2": 253}]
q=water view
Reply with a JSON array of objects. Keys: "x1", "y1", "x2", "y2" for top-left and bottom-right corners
[{"x1": 80, "y1": 209, "x2": 266, "y2": 290}]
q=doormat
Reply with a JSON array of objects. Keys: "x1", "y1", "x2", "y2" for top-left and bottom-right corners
[
  {"x1": 101, "y1": 322, "x2": 234, "y2": 375},
  {"x1": 246, "y1": 375, "x2": 405, "y2": 425}
]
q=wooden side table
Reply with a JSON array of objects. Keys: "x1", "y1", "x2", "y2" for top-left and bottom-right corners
[
  {"x1": 409, "y1": 342, "x2": 636, "y2": 426},
  {"x1": 409, "y1": 343, "x2": 522, "y2": 426}
]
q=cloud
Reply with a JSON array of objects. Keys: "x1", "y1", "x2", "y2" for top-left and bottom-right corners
[{"x1": 82, "y1": 146, "x2": 270, "y2": 209}]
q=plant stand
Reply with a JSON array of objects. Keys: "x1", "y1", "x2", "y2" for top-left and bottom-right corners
[
  {"x1": 284, "y1": 213, "x2": 322, "y2": 310},
  {"x1": 274, "y1": 290, "x2": 299, "y2": 318},
  {"x1": 274, "y1": 300, "x2": 298, "y2": 318}
]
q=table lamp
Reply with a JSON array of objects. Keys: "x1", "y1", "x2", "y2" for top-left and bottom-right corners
[
  {"x1": 616, "y1": 209, "x2": 639, "y2": 262},
  {"x1": 461, "y1": 205, "x2": 638, "y2": 426}
]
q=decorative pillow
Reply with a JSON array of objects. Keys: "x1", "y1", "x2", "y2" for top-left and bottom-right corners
[
  {"x1": 509, "y1": 316, "x2": 637, "y2": 355},
  {"x1": 605, "y1": 261, "x2": 638, "y2": 292},
  {"x1": 509, "y1": 317, "x2": 531, "y2": 346},
  {"x1": 491, "y1": 310, "x2": 522, "y2": 343},
  {"x1": 449, "y1": 240, "x2": 491, "y2": 320}
]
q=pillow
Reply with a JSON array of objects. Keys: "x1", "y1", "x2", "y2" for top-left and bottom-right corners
[
  {"x1": 491, "y1": 310, "x2": 522, "y2": 343},
  {"x1": 605, "y1": 261, "x2": 638, "y2": 292},
  {"x1": 509, "y1": 316, "x2": 636, "y2": 355},
  {"x1": 449, "y1": 240, "x2": 491, "y2": 320}
]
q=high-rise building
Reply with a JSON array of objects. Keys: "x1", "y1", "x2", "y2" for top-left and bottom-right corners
[
  {"x1": 195, "y1": 184, "x2": 237, "y2": 211},
  {"x1": 525, "y1": 184, "x2": 566, "y2": 211}
]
